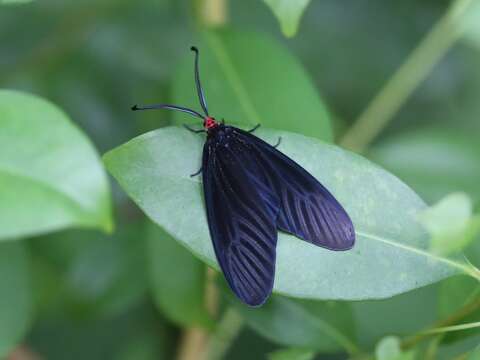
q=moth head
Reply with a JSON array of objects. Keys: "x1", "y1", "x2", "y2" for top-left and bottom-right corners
[{"x1": 204, "y1": 117, "x2": 218, "y2": 130}]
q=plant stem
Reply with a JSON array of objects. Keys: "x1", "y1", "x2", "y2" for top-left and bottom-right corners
[
  {"x1": 197, "y1": 0, "x2": 228, "y2": 27},
  {"x1": 339, "y1": 0, "x2": 474, "y2": 152},
  {"x1": 422, "y1": 320, "x2": 480, "y2": 335},
  {"x1": 424, "y1": 335, "x2": 443, "y2": 360},
  {"x1": 176, "y1": 268, "x2": 219, "y2": 360},
  {"x1": 402, "y1": 291, "x2": 480, "y2": 349},
  {"x1": 178, "y1": 1, "x2": 230, "y2": 358},
  {"x1": 205, "y1": 267, "x2": 220, "y2": 315},
  {"x1": 177, "y1": 328, "x2": 209, "y2": 360},
  {"x1": 204, "y1": 307, "x2": 244, "y2": 360}
]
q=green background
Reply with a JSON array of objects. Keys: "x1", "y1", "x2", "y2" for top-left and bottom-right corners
[{"x1": 1, "y1": 0, "x2": 480, "y2": 359}]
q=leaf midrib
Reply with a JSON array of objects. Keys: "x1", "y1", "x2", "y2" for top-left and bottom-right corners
[{"x1": 357, "y1": 230, "x2": 468, "y2": 275}]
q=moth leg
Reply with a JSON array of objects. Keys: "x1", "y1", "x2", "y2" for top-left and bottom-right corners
[
  {"x1": 247, "y1": 124, "x2": 261, "y2": 133},
  {"x1": 190, "y1": 167, "x2": 203, "y2": 177},
  {"x1": 184, "y1": 124, "x2": 206, "y2": 133},
  {"x1": 272, "y1": 136, "x2": 282, "y2": 148}
]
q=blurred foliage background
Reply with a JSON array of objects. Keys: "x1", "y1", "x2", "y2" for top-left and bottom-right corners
[{"x1": 1, "y1": 0, "x2": 480, "y2": 359}]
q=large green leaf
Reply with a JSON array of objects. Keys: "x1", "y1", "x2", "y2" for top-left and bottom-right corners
[
  {"x1": 104, "y1": 126, "x2": 466, "y2": 300},
  {"x1": 438, "y1": 276, "x2": 479, "y2": 319},
  {"x1": 226, "y1": 327, "x2": 278, "y2": 360},
  {"x1": 229, "y1": 294, "x2": 356, "y2": 353},
  {"x1": 146, "y1": 222, "x2": 212, "y2": 328},
  {"x1": 437, "y1": 333, "x2": 480, "y2": 360},
  {"x1": 369, "y1": 128, "x2": 480, "y2": 204},
  {"x1": 0, "y1": 90, "x2": 112, "y2": 240},
  {"x1": 27, "y1": 304, "x2": 174, "y2": 360},
  {"x1": 352, "y1": 284, "x2": 439, "y2": 349},
  {"x1": 172, "y1": 30, "x2": 332, "y2": 142},
  {"x1": 462, "y1": 0, "x2": 480, "y2": 47},
  {"x1": 0, "y1": 242, "x2": 32, "y2": 357},
  {"x1": 262, "y1": 0, "x2": 311, "y2": 37},
  {"x1": 467, "y1": 345, "x2": 480, "y2": 360},
  {"x1": 437, "y1": 276, "x2": 480, "y2": 344},
  {"x1": 30, "y1": 223, "x2": 148, "y2": 318}
]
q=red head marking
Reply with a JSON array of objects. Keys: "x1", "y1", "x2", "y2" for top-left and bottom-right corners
[{"x1": 204, "y1": 117, "x2": 218, "y2": 130}]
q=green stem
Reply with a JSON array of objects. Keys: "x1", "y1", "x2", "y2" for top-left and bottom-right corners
[
  {"x1": 179, "y1": 2, "x2": 230, "y2": 359},
  {"x1": 205, "y1": 308, "x2": 244, "y2": 360},
  {"x1": 402, "y1": 292, "x2": 480, "y2": 349},
  {"x1": 340, "y1": 0, "x2": 474, "y2": 152},
  {"x1": 425, "y1": 335, "x2": 443, "y2": 360},
  {"x1": 422, "y1": 321, "x2": 480, "y2": 335}
]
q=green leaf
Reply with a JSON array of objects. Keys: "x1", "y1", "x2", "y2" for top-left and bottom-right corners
[
  {"x1": 438, "y1": 276, "x2": 479, "y2": 318},
  {"x1": 268, "y1": 347, "x2": 315, "y2": 360},
  {"x1": 30, "y1": 223, "x2": 148, "y2": 317},
  {"x1": 230, "y1": 294, "x2": 356, "y2": 353},
  {"x1": 461, "y1": 0, "x2": 480, "y2": 47},
  {"x1": 0, "y1": 90, "x2": 112, "y2": 240},
  {"x1": 104, "y1": 126, "x2": 464, "y2": 300},
  {"x1": 467, "y1": 345, "x2": 480, "y2": 360},
  {"x1": 0, "y1": 242, "x2": 32, "y2": 357},
  {"x1": 172, "y1": 30, "x2": 332, "y2": 142},
  {"x1": 418, "y1": 193, "x2": 480, "y2": 255},
  {"x1": 437, "y1": 276, "x2": 480, "y2": 344},
  {"x1": 375, "y1": 336, "x2": 415, "y2": 360},
  {"x1": 262, "y1": 0, "x2": 311, "y2": 37},
  {"x1": 353, "y1": 284, "x2": 439, "y2": 349},
  {"x1": 0, "y1": 0, "x2": 33, "y2": 4},
  {"x1": 65, "y1": 225, "x2": 147, "y2": 316},
  {"x1": 28, "y1": 304, "x2": 174, "y2": 360},
  {"x1": 116, "y1": 332, "x2": 168, "y2": 360},
  {"x1": 369, "y1": 128, "x2": 480, "y2": 204},
  {"x1": 226, "y1": 327, "x2": 278, "y2": 359},
  {"x1": 146, "y1": 222, "x2": 212, "y2": 328},
  {"x1": 437, "y1": 334, "x2": 480, "y2": 360}
]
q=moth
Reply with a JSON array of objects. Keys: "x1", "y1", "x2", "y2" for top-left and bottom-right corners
[{"x1": 132, "y1": 47, "x2": 355, "y2": 306}]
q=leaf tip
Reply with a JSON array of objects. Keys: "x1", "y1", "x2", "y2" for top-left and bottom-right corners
[
  {"x1": 263, "y1": 0, "x2": 311, "y2": 38},
  {"x1": 281, "y1": 25, "x2": 298, "y2": 38}
]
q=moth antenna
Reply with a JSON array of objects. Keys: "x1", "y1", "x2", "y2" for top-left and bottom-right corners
[
  {"x1": 191, "y1": 46, "x2": 209, "y2": 116},
  {"x1": 131, "y1": 103, "x2": 204, "y2": 119}
]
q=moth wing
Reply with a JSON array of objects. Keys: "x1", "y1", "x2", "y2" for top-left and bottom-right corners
[
  {"x1": 236, "y1": 129, "x2": 355, "y2": 251},
  {"x1": 202, "y1": 139, "x2": 278, "y2": 306}
]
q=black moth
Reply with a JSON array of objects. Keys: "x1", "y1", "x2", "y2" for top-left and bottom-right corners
[{"x1": 132, "y1": 47, "x2": 355, "y2": 306}]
